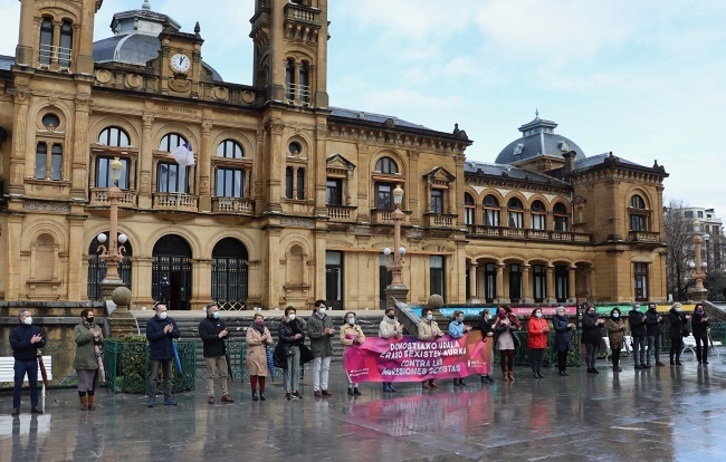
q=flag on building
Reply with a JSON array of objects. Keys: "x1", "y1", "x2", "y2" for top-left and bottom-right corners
[{"x1": 170, "y1": 143, "x2": 195, "y2": 167}]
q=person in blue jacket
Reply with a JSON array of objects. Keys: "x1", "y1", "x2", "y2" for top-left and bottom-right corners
[
  {"x1": 9, "y1": 309, "x2": 46, "y2": 416},
  {"x1": 449, "y1": 310, "x2": 472, "y2": 386},
  {"x1": 146, "y1": 303, "x2": 181, "y2": 407}
]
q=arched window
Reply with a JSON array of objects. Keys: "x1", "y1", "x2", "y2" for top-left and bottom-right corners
[
  {"x1": 300, "y1": 61, "x2": 310, "y2": 102},
  {"x1": 59, "y1": 21, "x2": 73, "y2": 68},
  {"x1": 158, "y1": 133, "x2": 190, "y2": 194},
  {"x1": 629, "y1": 194, "x2": 648, "y2": 231},
  {"x1": 296, "y1": 168, "x2": 306, "y2": 199},
  {"x1": 531, "y1": 200, "x2": 546, "y2": 230},
  {"x1": 98, "y1": 127, "x2": 131, "y2": 147},
  {"x1": 212, "y1": 238, "x2": 249, "y2": 309},
  {"x1": 375, "y1": 157, "x2": 398, "y2": 174},
  {"x1": 159, "y1": 133, "x2": 187, "y2": 152},
  {"x1": 285, "y1": 58, "x2": 295, "y2": 101},
  {"x1": 152, "y1": 235, "x2": 193, "y2": 309},
  {"x1": 508, "y1": 198, "x2": 524, "y2": 228},
  {"x1": 285, "y1": 166, "x2": 294, "y2": 199},
  {"x1": 553, "y1": 202, "x2": 568, "y2": 232},
  {"x1": 464, "y1": 193, "x2": 475, "y2": 225},
  {"x1": 217, "y1": 139, "x2": 244, "y2": 159},
  {"x1": 39, "y1": 18, "x2": 53, "y2": 66},
  {"x1": 484, "y1": 263, "x2": 497, "y2": 303},
  {"x1": 483, "y1": 195, "x2": 500, "y2": 227},
  {"x1": 533, "y1": 265, "x2": 546, "y2": 302}
]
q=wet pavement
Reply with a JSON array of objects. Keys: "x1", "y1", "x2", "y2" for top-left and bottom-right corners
[{"x1": 2, "y1": 353, "x2": 726, "y2": 462}]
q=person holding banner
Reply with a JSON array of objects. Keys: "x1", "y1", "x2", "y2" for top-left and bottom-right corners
[
  {"x1": 341, "y1": 312, "x2": 366, "y2": 395},
  {"x1": 379, "y1": 307, "x2": 404, "y2": 392},
  {"x1": 606, "y1": 308, "x2": 626, "y2": 372},
  {"x1": 449, "y1": 311, "x2": 472, "y2": 386},
  {"x1": 477, "y1": 310, "x2": 495, "y2": 383},
  {"x1": 527, "y1": 308, "x2": 549, "y2": 379},
  {"x1": 553, "y1": 307, "x2": 576, "y2": 376},
  {"x1": 581, "y1": 305, "x2": 605, "y2": 374},
  {"x1": 493, "y1": 306, "x2": 521, "y2": 382},
  {"x1": 146, "y1": 304, "x2": 181, "y2": 407},
  {"x1": 418, "y1": 307, "x2": 445, "y2": 389},
  {"x1": 73, "y1": 308, "x2": 104, "y2": 410}
]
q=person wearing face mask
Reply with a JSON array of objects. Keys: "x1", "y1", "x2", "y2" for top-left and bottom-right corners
[
  {"x1": 691, "y1": 303, "x2": 710, "y2": 364},
  {"x1": 341, "y1": 311, "x2": 366, "y2": 395},
  {"x1": 418, "y1": 307, "x2": 445, "y2": 389},
  {"x1": 477, "y1": 310, "x2": 496, "y2": 383},
  {"x1": 628, "y1": 304, "x2": 648, "y2": 369},
  {"x1": 645, "y1": 303, "x2": 665, "y2": 366},
  {"x1": 581, "y1": 305, "x2": 605, "y2": 374},
  {"x1": 553, "y1": 307, "x2": 576, "y2": 376},
  {"x1": 448, "y1": 310, "x2": 473, "y2": 386},
  {"x1": 276, "y1": 306, "x2": 307, "y2": 400},
  {"x1": 606, "y1": 308, "x2": 626, "y2": 372},
  {"x1": 307, "y1": 300, "x2": 336, "y2": 398},
  {"x1": 73, "y1": 308, "x2": 104, "y2": 411},
  {"x1": 246, "y1": 313, "x2": 273, "y2": 401},
  {"x1": 668, "y1": 302, "x2": 689, "y2": 366},
  {"x1": 9, "y1": 309, "x2": 46, "y2": 416},
  {"x1": 527, "y1": 308, "x2": 550, "y2": 379},
  {"x1": 199, "y1": 303, "x2": 233, "y2": 404},
  {"x1": 379, "y1": 307, "x2": 404, "y2": 392},
  {"x1": 493, "y1": 305, "x2": 522, "y2": 382},
  {"x1": 146, "y1": 303, "x2": 181, "y2": 407}
]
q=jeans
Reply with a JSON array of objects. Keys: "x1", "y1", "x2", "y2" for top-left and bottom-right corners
[
  {"x1": 647, "y1": 335, "x2": 661, "y2": 364},
  {"x1": 312, "y1": 356, "x2": 331, "y2": 391},
  {"x1": 13, "y1": 359, "x2": 39, "y2": 409},
  {"x1": 148, "y1": 359, "x2": 174, "y2": 399},
  {"x1": 632, "y1": 336, "x2": 646, "y2": 366},
  {"x1": 205, "y1": 356, "x2": 229, "y2": 397},
  {"x1": 669, "y1": 337, "x2": 683, "y2": 363},
  {"x1": 557, "y1": 350, "x2": 568, "y2": 371},
  {"x1": 585, "y1": 344, "x2": 599, "y2": 369},
  {"x1": 283, "y1": 346, "x2": 300, "y2": 393},
  {"x1": 529, "y1": 348, "x2": 545, "y2": 373},
  {"x1": 695, "y1": 336, "x2": 709, "y2": 362}
]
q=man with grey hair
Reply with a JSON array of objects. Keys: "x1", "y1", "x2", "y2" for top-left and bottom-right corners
[
  {"x1": 198, "y1": 303, "x2": 233, "y2": 404},
  {"x1": 9, "y1": 310, "x2": 46, "y2": 416},
  {"x1": 146, "y1": 303, "x2": 180, "y2": 407}
]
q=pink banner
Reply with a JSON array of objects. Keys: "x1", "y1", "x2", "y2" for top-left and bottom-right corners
[{"x1": 343, "y1": 331, "x2": 493, "y2": 383}]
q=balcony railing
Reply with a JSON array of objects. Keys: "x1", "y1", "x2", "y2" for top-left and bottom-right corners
[
  {"x1": 372, "y1": 209, "x2": 393, "y2": 224},
  {"x1": 90, "y1": 188, "x2": 137, "y2": 207},
  {"x1": 466, "y1": 225, "x2": 593, "y2": 243},
  {"x1": 39, "y1": 44, "x2": 72, "y2": 69},
  {"x1": 285, "y1": 83, "x2": 311, "y2": 105},
  {"x1": 629, "y1": 231, "x2": 661, "y2": 243},
  {"x1": 327, "y1": 205, "x2": 357, "y2": 221},
  {"x1": 153, "y1": 192, "x2": 198, "y2": 211},
  {"x1": 284, "y1": 2, "x2": 321, "y2": 24},
  {"x1": 424, "y1": 213, "x2": 455, "y2": 228},
  {"x1": 213, "y1": 197, "x2": 254, "y2": 214}
]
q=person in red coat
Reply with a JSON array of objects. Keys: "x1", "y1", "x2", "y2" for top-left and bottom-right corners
[{"x1": 527, "y1": 308, "x2": 550, "y2": 378}]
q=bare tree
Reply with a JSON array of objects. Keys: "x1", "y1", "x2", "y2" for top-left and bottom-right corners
[{"x1": 663, "y1": 200, "x2": 694, "y2": 301}]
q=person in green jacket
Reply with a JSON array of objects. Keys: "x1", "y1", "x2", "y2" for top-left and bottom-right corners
[
  {"x1": 307, "y1": 300, "x2": 335, "y2": 397},
  {"x1": 73, "y1": 308, "x2": 104, "y2": 410}
]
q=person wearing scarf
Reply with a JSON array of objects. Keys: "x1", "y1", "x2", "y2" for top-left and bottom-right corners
[
  {"x1": 246, "y1": 313, "x2": 273, "y2": 401},
  {"x1": 74, "y1": 308, "x2": 104, "y2": 410},
  {"x1": 493, "y1": 305, "x2": 521, "y2": 382},
  {"x1": 527, "y1": 308, "x2": 549, "y2": 379},
  {"x1": 379, "y1": 307, "x2": 404, "y2": 392},
  {"x1": 606, "y1": 308, "x2": 626, "y2": 372},
  {"x1": 581, "y1": 305, "x2": 605, "y2": 374},
  {"x1": 553, "y1": 307, "x2": 576, "y2": 376}
]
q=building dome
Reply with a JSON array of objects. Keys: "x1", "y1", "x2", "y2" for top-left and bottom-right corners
[
  {"x1": 92, "y1": 1, "x2": 222, "y2": 81},
  {"x1": 495, "y1": 112, "x2": 586, "y2": 165}
]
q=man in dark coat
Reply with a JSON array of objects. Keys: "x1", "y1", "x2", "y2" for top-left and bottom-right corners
[
  {"x1": 198, "y1": 303, "x2": 233, "y2": 404},
  {"x1": 9, "y1": 309, "x2": 46, "y2": 415},
  {"x1": 629, "y1": 305, "x2": 648, "y2": 369},
  {"x1": 146, "y1": 304, "x2": 180, "y2": 407}
]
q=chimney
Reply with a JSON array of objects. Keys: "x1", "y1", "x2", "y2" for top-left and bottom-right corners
[{"x1": 563, "y1": 150, "x2": 576, "y2": 176}]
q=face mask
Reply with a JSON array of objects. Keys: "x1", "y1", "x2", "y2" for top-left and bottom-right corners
[
  {"x1": 318, "y1": 308, "x2": 326, "y2": 315},
  {"x1": 675, "y1": 307, "x2": 681, "y2": 313},
  {"x1": 86, "y1": 317, "x2": 95, "y2": 324},
  {"x1": 347, "y1": 318, "x2": 355, "y2": 325},
  {"x1": 255, "y1": 319, "x2": 264, "y2": 326},
  {"x1": 288, "y1": 313, "x2": 296, "y2": 321},
  {"x1": 212, "y1": 311, "x2": 220, "y2": 319},
  {"x1": 557, "y1": 311, "x2": 565, "y2": 317},
  {"x1": 498, "y1": 312, "x2": 506, "y2": 318},
  {"x1": 613, "y1": 313, "x2": 619, "y2": 319},
  {"x1": 23, "y1": 316, "x2": 33, "y2": 326},
  {"x1": 387, "y1": 314, "x2": 395, "y2": 320},
  {"x1": 457, "y1": 316, "x2": 464, "y2": 322},
  {"x1": 426, "y1": 314, "x2": 433, "y2": 321},
  {"x1": 588, "y1": 311, "x2": 595, "y2": 317},
  {"x1": 535, "y1": 313, "x2": 542, "y2": 318},
  {"x1": 158, "y1": 312, "x2": 168, "y2": 320}
]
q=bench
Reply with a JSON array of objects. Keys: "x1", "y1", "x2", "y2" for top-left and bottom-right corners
[
  {"x1": 682, "y1": 336, "x2": 721, "y2": 358},
  {"x1": 0, "y1": 356, "x2": 53, "y2": 412},
  {"x1": 603, "y1": 336, "x2": 633, "y2": 360}
]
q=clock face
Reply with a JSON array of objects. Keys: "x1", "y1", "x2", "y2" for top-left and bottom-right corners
[{"x1": 170, "y1": 53, "x2": 191, "y2": 73}]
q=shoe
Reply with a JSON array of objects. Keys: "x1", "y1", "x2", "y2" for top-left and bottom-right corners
[
  {"x1": 353, "y1": 387, "x2": 362, "y2": 395},
  {"x1": 30, "y1": 407, "x2": 43, "y2": 414},
  {"x1": 537, "y1": 372, "x2": 545, "y2": 378},
  {"x1": 481, "y1": 376, "x2": 487, "y2": 384},
  {"x1": 634, "y1": 365, "x2": 642, "y2": 369},
  {"x1": 704, "y1": 360, "x2": 709, "y2": 365},
  {"x1": 348, "y1": 387, "x2": 355, "y2": 395},
  {"x1": 563, "y1": 370, "x2": 569, "y2": 376},
  {"x1": 88, "y1": 395, "x2": 96, "y2": 411},
  {"x1": 459, "y1": 379, "x2": 467, "y2": 387},
  {"x1": 559, "y1": 370, "x2": 566, "y2": 377},
  {"x1": 252, "y1": 392, "x2": 259, "y2": 401},
  {"x1": 285, "y1": 393, "x2": 291, "y2": 400},
  {"x1": 163, "y1": 398, "x2": 178, "y2": 406},
  {"x1": 676, "y1": 362, "x2": 683, "y2": 366},
  {"x1": 314, "y1": 390, "x2": 323, "y2": 397},
  {"x1": 11, "y1": 408, "x2": 19, "y2": 416},
  {"x1": 587, "y1": 368, "x2": 596, "y2": 374},
  {"x1": 208, "y1": 396, "x2": 215, "y2": 404},
  {"x1": 642, "y1": 364, "x2": 652, "y2": 368},
  {"x1": 321, "y1": 390, "x2": 333, "y2": 396},
  {"x1": 292, "y1": 391, "x2": 302, "y2": 399},
  {"x1": 533, "y1": 372, "x2": 539, "y2": 378},
  {"x1": 485, "y1": 375, "x2": 495, "y2": 383},
  {"x1": 507, "y1": 371, "x2": 515, "y2": 382},
  {"x1": 147, "y1": 398, "x2": 155, "y2": 408},
  {"x1": 221, "y1": 395, "x2": 234, "y2": 403},
  {"x1": 422, "y1": 382, "x2": 430, "y2": 390},
  {"x1": 430, "y1": 382, "x2": 440, "y2": 389},
  {"x1": 390, "y1": 386, "x2": 396, "y2": 392},
  {"x1": 645, "y1": 363, "x2": 652, "y2": 368},
  {"x1": 259, "y1": 392, "x2": 266, "y2": 401},
  {"x1": 80, "y1": 396, "x2": 88, "y2": 411},
  {"x1": 656, "y1": 362, "x2": 666, "y2": 367},
  {"x1": 592, "y1": 368, "x2": 599, "y2": 374}
]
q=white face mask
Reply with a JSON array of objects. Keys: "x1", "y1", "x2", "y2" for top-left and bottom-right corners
[
  {"x1": 158, "y1": 312, "x2": 168, "y2": 320},
  {"x1": 288, "y1": 313, "x2": 296, "y2": 321},
  {"x1": 318, "y1": 308, "x2": 326, "y2": 315},
  {"x1": 426, "y1": 314, "x2": 433, "y2": 321},
  {"x1": 347, "y1": 318, "x2": 355, "y2": 325},
  {"x1": 535, "y1": 312, "x2": 542, "y2": 318},
  {"x1": 613, "y1": 313, "x2": 620, "y2": 318},
  {"x1": 23, "y1": 316, "x2": 33, "y2": 326}
]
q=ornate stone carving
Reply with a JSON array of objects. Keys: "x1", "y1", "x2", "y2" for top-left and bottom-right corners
[
  {"x1": 168, "y1": 77, "x2": 191, "y2": 93},
  {"x1": 126, "y1": 74, "x2": 143, "y2": 89},
  {"x1": 95, "y1": 69, "x2": 112, "y2": 84}
]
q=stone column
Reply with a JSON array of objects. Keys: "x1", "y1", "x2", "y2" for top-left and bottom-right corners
[
  {"x1": 9, "y1": 89, "x2": 30, "y2": 193},
  {"x1": 468, "y1": 261, "x2": 478, "y2": 302},
  {"x1": 5, "y1": 213, "x2": 24, "y2": 300},
  {"x1": 138, "y1": 114, "x2": 154, "y2": 208},
  {"x1": 71, "y1": 96, "x2": 91, "y2": 198},
  {"x1": 546, "y1": 265, "x2": 556, "y2": 304},
  {"x1": 496, "y1": 262, "x2": 505, "y2": 303},
  {"x1": 198, "y1": 118, "x2": 213, "y2": 211},
  {"x1": 265, "y1": 121, "x2": 284, "y2": 213},
  {"x1": 66, "y1": 214, "x2": 87, "y2": 299},
  {"x1": 568, "y1": 266, "x2": 577, "y2": 303},
  {"x1": 522, "y1": 264, "x2": 533, "y2": 304}
]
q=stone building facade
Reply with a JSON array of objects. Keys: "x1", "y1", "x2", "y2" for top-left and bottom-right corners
[{"x1": 0, "y1": 0, "x2": 668, "y2": 311}]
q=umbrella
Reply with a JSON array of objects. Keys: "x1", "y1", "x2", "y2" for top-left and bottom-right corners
[
  {"x1": 266, "y1": 345, "x2": 276, "y2": 380},
  {"x1": 172, "y1": 341, "x2": 183, "y2": 374},
  {"x1": 95, "y1": 345, "x2": 106, "y2": 383}
]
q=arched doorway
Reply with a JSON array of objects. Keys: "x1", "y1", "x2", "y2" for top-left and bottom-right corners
[
  {"x1": 211, "y1": 237, "x2": 249, "y2": 310},
  {"x1": 152, "y1": 235, "x2": 192, "y2": 309},
  {"x1": 87, "y1": 234, "x2": 133, "y2": 301}
]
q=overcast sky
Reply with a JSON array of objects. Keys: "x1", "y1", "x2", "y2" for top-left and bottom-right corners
[{"x1": 1, "y1": 0, "x2": 724, "y2": 226}]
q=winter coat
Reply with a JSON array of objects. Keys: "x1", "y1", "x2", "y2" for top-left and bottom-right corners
[
  {"x1": 478, "y1": 316, "x2": 494, "y2": 337},
  {"x1": 668, "y1": 310, "x2": 688, "y2": 339},
  {"x1": 527, "y1": 317, "x2": 549, "y2": 350},
  {"x1": 9, "y1": 324, "x2": 46, "y2": 361},
  {"x1": 274, "y1": 316, "x2": 312, "y2": 369},
  {"x1": 198, "y1": 317, "x2": 227, "y2": 358},
  {"x1": 448, "y1": 320, "x2": 468, "y2": 339},
  {"x1": 493, "y1": 314, "x2": 521, "y2": 350},
  {"x1": 691, "y1": 311, "x2": 710, "y2": 338},
  {"x1": 146, "y1": 315, "x2": 181, "y2": 361},
  {"x1": 379, "y1": 316, "x2": 403, "y2": 339},
  {"x1": 417, "y1": 319, "x2": 443, "y2": 341},
  {"x1": 645, "y1": 309, "x2": 662, "y2": 336},
  {"x1": 581, "y1": 314, "x2": 603, "y2": 346},
  {"x1": 553, "y1": 315, "x2": 573, "y2": 352},
  {"x1": 340, "y1": 323, "x2": 366, "y2": 346},
  {"x1": 628, "y1": 309, "x2": 647, "y2": 337},
  {"x1": 606, "y1": 318, "x2": 626, "y2": 350},
  {"x1": 73, "y1": 322, "x2": 104, "y2": 370},
  {"x1": 307, "y1": 314, "x2": 335, "y2": 357},
  {"x1": 246, "y1": 325, "x2": 273, "y2": 376}
]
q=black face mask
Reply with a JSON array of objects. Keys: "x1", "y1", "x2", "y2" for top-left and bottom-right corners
[
  {"x1": 86, "y1": 317, "x2": 95, "y2": 324},
  {"x1": 387, "y1": 314, "x2": 395, "y2": 320}
]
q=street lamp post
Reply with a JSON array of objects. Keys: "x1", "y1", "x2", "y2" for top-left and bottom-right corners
[
  {"x1": 384, "y1": 185, "x2": 409, "y2": 308},
  {"x1": 688, "y1": 220, "x2": 708, "y2": 301}
]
